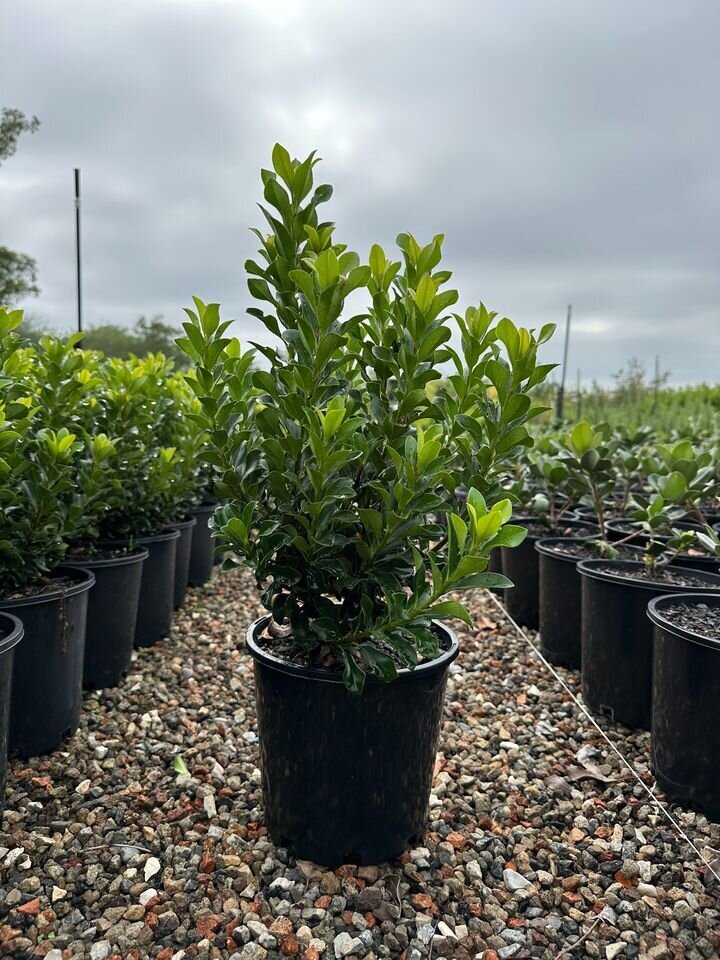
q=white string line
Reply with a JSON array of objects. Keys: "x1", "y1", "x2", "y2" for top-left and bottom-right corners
[{"x1": 484, "y1": 590, "x2": 720, "y2": 886}]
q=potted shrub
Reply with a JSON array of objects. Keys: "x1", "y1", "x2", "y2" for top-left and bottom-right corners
[
  {"x1": 178, "y1": 145, "x2": 556, "y2": 864},
  {"x1": 160, "y1": 372, "x2": 214, "y2": 606},
  {"x1": 535, "y1": 421, "x2": 618, "y2": 667},
  {"x1": 0, "y1": 309, "x2": 96, "y2": 757},
  {"x1": 647, "y1": 590, "x2": 720, "y2": 818},
  {"x1": 91, "y1": 354, "x2": 190, "y2": 647},
  {"x1": 17, "y1": 334, "x2": 150, "y2": 690},
  {"x1": 501, "y1": 439, "x2": 599, "y2": 630},
  {"x1": 578, "y1": 491, "x2": 720, "y2": 731}
]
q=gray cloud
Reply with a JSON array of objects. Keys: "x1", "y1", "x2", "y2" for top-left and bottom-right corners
[{"x1": 1, "y1": 0, "x2": 718, "y2": 383}]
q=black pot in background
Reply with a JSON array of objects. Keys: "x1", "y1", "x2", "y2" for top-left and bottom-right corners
[
  {"x1": 76, "y1": 548, "x2": 148, "y2": 689},
  {"x1": 188, "y1": 502, "x2": 217, "y2": 586},
  {"x1": 103, "y1": 529, "x2": 180, "y2": 648},
  {"x1": 167, "y1": 516, "x2": 197, "y2": 609},
  {"x1": 536, "y1": 538, "x2": 585, "y2": 669},
  {"x1": 574, "y1": 504, "x2": 620, "y2": 523},
  {"x1": 648, "y1": 593, "x2": 720, "y2": 819},
  {"x1": 536, "y1": 538, "x2": 643, "y2": 670},
  {"x1": 0, "y1": 612, "x2": 23, "y2": 817},
  {"x1": 0, "y1": 566, "x2": 95, "y2": 758},
  {"x1": 247, "y1": 617, "x2": 458, "y2": 865},
  {"x1": 487, "y1": 548, "x2": 504, "y2": 595},
  {"x1": 578, "y1": 560, "x2": 720, "y2": 731},
  {"x1": 502, "y1": 517, "x2": 598, "y2": 631}
]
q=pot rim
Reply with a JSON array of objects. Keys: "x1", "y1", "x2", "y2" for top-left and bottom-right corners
[
  {"x1": 166, "y1": 515, "x2": 199, "y2": 531},
  {"x1": 0, "y1": 611, "x2": 24, "y2": 656},
  {"x1": 535, "y1": 537, "x2": 643, "y2": 561},
  {"x1": 99, "y1": 528, "x2": 181, "y2": 548},
  {"x1": 246, "y1": 615, "x2": 459, "y2": 685},
  {"x1": 647, "y1": 593, "x2": 720, "y2": 651},
  {"x1": 576, "y1": 559, "x2": 720, "y2": 593},
  {"x1": 0, "y1": 565, "x2": 96, "y2": 610},
  {"x1": 65, "y1": 546, "x2": 150, "y2": 569},
  {"x1": 510, "y1": 516, "x2": 599, "y2": 541}
]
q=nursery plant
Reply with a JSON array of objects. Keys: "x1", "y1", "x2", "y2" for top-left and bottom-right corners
[
  {"x1": 178, "y1": 145, "x2": 556, "y2": 863},
  {"x1": 640, "y1": 437, "x2": 720, "y2": 524},
  {"x1": 92, "y1": 354, "x2": 196, "y2": 540},
  {"x1": 180, "y1": 144, "x2": 556, "y2": 693},
  {"x1": 0, "y1": 309, "x2": 96, "y2": 589},
  {"x1": 0, "y1": 307, "x2": 97, "y2": 758}
]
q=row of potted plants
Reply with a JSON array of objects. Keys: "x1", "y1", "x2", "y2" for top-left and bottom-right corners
[
  {"x1": 0, "y1": 315, "x2": 217, "y2": 816},
  {"x1": 494, "y1": 421, "x2": 720, "y2": 819}
]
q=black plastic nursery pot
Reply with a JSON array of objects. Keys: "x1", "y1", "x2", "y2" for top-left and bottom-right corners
[
  {"x1": 502, "y1": 517, "x2": 598, "y2": 631},
  {"x1": 536, "y1": 538, "x2": 642, "y2": 670},
  {"x1": 577, "y1": 560, "x2": 720, "y2": 731},
  {"x1": 0, "y1": 613, "x2": 23, "y2": 817},
  {"x1": 246, "y1": 617, "x2": 459, "y2": 866},
  {"x1": 487, "y1": 548, "x2": 504, "y2": 595},
  {"x1": 168, "y1": 516, "x2": 197, "y2": 609},
  {"x1": 535, "y1": 538, "x2": 585, "y2": 669},
  {"x1": 103, "y1": 529, "x2": 180, "y2": 648},
  {"x1": 647, "y1": 593, "x2": 720, "y2": 818},
  {"x1": 77, "y1": 548, "x2": 149, "y2": 689},
  {"x1": 188, "y1": 502, "x2": 217, "y2": 586},
  {"x1": 0, "y1": 566, "x2": 95, "y2": 758}
]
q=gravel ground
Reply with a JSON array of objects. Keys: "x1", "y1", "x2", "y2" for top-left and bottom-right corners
[{"x1": 1, "y1": 568, "x2": 719, "y2": 960}]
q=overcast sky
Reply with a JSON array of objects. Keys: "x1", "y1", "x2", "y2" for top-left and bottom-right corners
[{"x1": 1, "y1": 0, "x2": 718, "y2": 384}]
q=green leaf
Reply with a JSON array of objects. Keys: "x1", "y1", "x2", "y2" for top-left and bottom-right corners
[
  {"x1": 414, "y1": 274, "x2": 436, "y2": 313},
  {"x1": 571, "y1": 421, "x2": 593, "y2": 455},
  {"x1": 456, "y1": 572, "x2": 513, "y2": 590},
  {"x1": 315, "y1": 249, "x2": 340, "y2": 289},
  {"x1": 341, "y1": 649, "x2": 366, "y2": 695},
  {"x1": 360, "y1": 646, "x2": 398, "y2": 683},
  {"x1": 173, "y1": 755, "x2": 190, "y2": 776},
  {"x1": 428, "y1": 600, "x2": 472, "y2": 625},
  {"x1": 271, "y1": 143, "x2": 295, "y2": 188},
  {"x1": 661, "y1": 471, "x2": 688, "y2": 502}
]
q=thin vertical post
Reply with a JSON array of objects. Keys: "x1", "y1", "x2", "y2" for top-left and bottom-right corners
[
  {"x1": 74, "y1": 168, "x2": 83, "y2": 335},
  {"x1": 556, "y1": 304, "x2": 572, "y2": 420}
]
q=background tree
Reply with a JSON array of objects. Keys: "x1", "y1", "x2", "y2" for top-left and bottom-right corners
[
  {"x1": 0, "y1": 107, "x2": 41, "y2": 306},
  {"x1": 18, "y1": 314, "x2": 190, "y2": 368}
]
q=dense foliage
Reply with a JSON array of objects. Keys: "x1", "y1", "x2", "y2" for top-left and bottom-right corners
[
  {"x1": 180, "y1": 145, "x2": 557, "y2": 692},
  {"x1": 507, "y1": 419, "x2": 720, "y2": 572},
  {"x1": 0, "y1": 306, "x2": 209, "y2": 591}
]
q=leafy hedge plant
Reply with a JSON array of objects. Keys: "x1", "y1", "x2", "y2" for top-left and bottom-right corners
[
  {"x1": 0, "y1": 308, "x2": 89, "y2": 588},
  {"x1": 180, "y1": 145, "x2": 556, "y2": 692},
  {"x1": 0, "y1": 307, "x2": 210, "y2": 589},
  {"x1": 91, "y1": 355, "x2": 208, "y2": 540}
]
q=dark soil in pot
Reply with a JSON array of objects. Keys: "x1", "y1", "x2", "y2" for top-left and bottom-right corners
[
  {"x1": 0, "y1": 566, "x2": 95, "y2": 758},
  {"x1": 101, "y1": 529, "x2": 180, "y2": 649},
  {"x1": 246, "y1": 617, "x2": 459, "y2": 866},
  {"x1": 71, "y1": 547, "x2": 149, "y2": 689},
  {"x1": 535, "y1": 538, "x2": 639, "y2": 670},
  {"x1": 502, "y1": 517, "x2": 598, "y2": 631},
  {"x1": 188, "y1": 502, "x2": 217, "y2": 586},
  {"x1": 648, "y1": 594, "x2": 720, "y2": 819},
  {"x1": 577, "y1": 560, "x2": 720, "y2": 731},
  {"x1": 166, "y1": 515, "x2": 197, "y2": 609},
  {"x1": 0, "y1": 613, "x2": 23, "y2": 817}
]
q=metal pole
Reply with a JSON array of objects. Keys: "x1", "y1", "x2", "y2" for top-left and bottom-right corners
[
  {"x1": 556, "y1": 304, "x2": 572, "y2": 420},
  {"x1": 74, "y1": 168, "x2": 82, "y2": 335}
]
